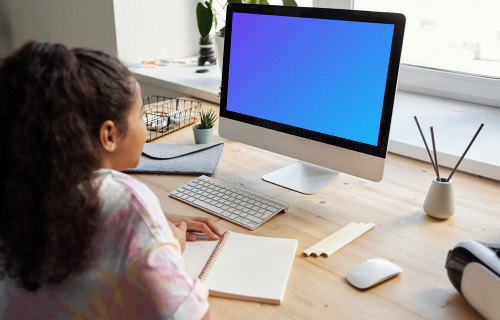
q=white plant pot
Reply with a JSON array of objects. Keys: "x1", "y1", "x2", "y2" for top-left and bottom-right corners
[
  {"x1": 192, "y1": 124, "x2": 213, "y2": 144},
  {"x1": 214, "y1": 34, "x2": 224, "y2": 72}
]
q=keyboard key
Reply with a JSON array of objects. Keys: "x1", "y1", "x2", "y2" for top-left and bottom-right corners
[
  {"x1": 193, "y1": 199, "x2": 223, "y2": 214},
  {"x1": 247, "y1": 215, "x2": 263, "y2": 224},
  {"x1": 234, "y1": 217, "x2": 242, "y2": 222},
  {"x1": 228, "y1": 214, "x2": 238, "y2": 220},
  {"x1": 247, "y1": 210, "x2": 259, "y2": 217},
  {"x1": 262, "y1": 212, "x2": 274, "y2": 219}
]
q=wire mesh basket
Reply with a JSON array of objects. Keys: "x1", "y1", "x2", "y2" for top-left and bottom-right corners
[{"x1": 142, "y1": 96, "x2": 202, "y2": 142}]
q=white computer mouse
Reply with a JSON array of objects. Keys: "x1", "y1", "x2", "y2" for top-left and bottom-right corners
[{"x1": 346, "y1": 258, "x2": 403, "y2": 289}]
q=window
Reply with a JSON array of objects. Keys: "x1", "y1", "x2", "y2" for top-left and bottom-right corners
[
  {"x1": 355, "y1": 0, "x2": 500, "y2": 106},
  {"x1": 356, "y1": 0, "x2": 500, "y2": 79}
]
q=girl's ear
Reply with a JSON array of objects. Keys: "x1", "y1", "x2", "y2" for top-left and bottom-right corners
[{"x1": 99, "y1": 120, "x2": 118, "y2": 152}]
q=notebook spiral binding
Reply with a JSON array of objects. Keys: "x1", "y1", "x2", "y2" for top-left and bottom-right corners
[{"x1": 199, "y1": 231, "x2": 231, "y2": 281}]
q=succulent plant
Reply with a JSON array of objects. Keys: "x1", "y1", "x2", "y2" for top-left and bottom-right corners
[{"x1": 199, "y1": 109, "x2": 218, "y2": 129}]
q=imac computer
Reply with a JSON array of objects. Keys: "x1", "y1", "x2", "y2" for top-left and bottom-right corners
[{"x1": 219, "y1": 4, "x2": 405, "y2": 194}]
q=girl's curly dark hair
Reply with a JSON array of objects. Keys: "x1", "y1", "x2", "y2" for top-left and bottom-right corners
[{"x1": 0, "y1": 41, "x2": 135, "y2": 291}]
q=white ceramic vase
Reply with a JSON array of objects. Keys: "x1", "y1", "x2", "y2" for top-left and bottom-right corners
[{"x1": 423, "y1": 178, "x2": 455, "y2": 219}]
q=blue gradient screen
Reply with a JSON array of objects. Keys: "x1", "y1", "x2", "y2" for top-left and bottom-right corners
[{"x1": 226, "y1": 13, "x2": 395, "y2": 146}]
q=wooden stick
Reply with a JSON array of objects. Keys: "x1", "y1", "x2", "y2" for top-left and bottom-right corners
[
  {"x1": 321, "y1": 223, "x2": 375, "y2": 257},
  {"x1": 313, "y1": 223, "x2": 358, "y2": 256},
  {"x1": 447, "y1": 123, "x2": 484, "y2": 182},
  {"x1": 430, "y1": 127, "x2": 440, "y2": 181},
  {"x1": 303, "y1": 222, "x2": 375, "y2": 257},
  {"x1": 414, "y1": 116, "x2": 439, "y2": 178},
  {"x1": 303, "y1": 223, "x2": 356, "y2": 256}
]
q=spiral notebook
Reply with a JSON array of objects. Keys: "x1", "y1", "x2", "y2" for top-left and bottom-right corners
[{"x1": 183, "y1": 231, "x2": 298, "y2": 304}]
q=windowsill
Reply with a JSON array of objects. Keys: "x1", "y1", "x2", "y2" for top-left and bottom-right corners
[
  {"x1": 389, "y1": 91, "x2": 500, "y2": 181},
  {"x1": 132, "y1": 58, "x2": 221, "y2": 104},
  {"x1": 132, "y1": 61, "x2": 500, "y2": 181}
]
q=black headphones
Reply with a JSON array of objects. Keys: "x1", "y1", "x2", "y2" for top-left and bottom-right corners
[{"x1": 446, "y1": 240, "x2": 500, "y2": 319}]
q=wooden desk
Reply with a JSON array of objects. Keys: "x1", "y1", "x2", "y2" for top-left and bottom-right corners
[{"x1": 133, "y1": 101, "x2": 500, "y2": 319}]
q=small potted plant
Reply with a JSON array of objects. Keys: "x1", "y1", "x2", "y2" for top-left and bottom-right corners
[{"x1": 193, "y1": 109, "x2": 218, "y2": 144}]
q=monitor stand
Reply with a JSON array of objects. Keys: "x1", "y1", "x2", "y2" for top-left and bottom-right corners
[{"x1": 262, "y1": 161, "x2": 339, "y2": 194}]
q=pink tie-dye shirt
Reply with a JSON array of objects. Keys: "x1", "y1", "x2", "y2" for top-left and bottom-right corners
[{"x1": 0, "y1": 169, "x2": 209, "y2": 319}]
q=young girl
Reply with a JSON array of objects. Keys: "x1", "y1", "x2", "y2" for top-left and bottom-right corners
[{"x1": 0, "y1": 41, "x2": 222, "y2": 319}]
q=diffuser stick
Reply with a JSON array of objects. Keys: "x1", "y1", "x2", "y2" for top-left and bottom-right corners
[
  {"x1": 430, "y1": 127, "x2": 440, "y2": 180},
  {"x1": 414, "y1": 116, "x2": 439, "y2": 178},
  {"x1": 447, "y1": 123, "x2": 484, "y2": 182}
]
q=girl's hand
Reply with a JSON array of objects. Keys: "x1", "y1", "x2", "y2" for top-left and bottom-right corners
[
  {"x1": 168, "y1": 220, "x2": 187, "y2": 252},
  {"x1": 166, "y1": 214, "x2": 223, "y2": 241}
]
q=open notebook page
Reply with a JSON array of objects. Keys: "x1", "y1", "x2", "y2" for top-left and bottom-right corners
[
  {"x1": 183, "y1": 238, "x2": 218, "y2": 278},
  {"x1": 183, "y1": 231, "x2": 298, "y2": 304}
]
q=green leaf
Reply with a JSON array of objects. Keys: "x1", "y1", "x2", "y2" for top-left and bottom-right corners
[
  {"x1": 218, "y1": 26, "x2": 226, "y2": 38},
  {"x1": 196, "y1": 1, "x2": 214, "y2": 40},
  {"x1": 199, "y1": 109, "x2": 219, "y2": 129},
  {"x1": 282, "y1": 0, "x2": 298, "y2": 6}
]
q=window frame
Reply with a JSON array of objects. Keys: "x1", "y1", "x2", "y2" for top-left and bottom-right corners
[{"x1": 397, "y1": 65, "x2": 500, "y2": 107}]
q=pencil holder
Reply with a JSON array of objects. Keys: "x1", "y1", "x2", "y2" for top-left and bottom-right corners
[{"x1": 423, "y1": 178, "x2": 455, "y2": 219}]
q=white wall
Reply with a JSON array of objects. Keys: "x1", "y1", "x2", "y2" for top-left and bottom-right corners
[
  {"x1": 313, "y1": 0, "x2": 353, "y2": 9},
  {"x1": 2, "y1": 0, "x2": 118, "y2": 55},
  {"x1": 113, "y1": 0, "x2": 199, "y2": 65},
  {"x1": 0, "y1": 0, "x2": 199, "y2": 63}
]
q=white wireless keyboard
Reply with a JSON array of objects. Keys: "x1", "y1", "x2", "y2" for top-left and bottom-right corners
[{"x1": 169, "y1": 175, "x2": 288, "y2": 230}]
